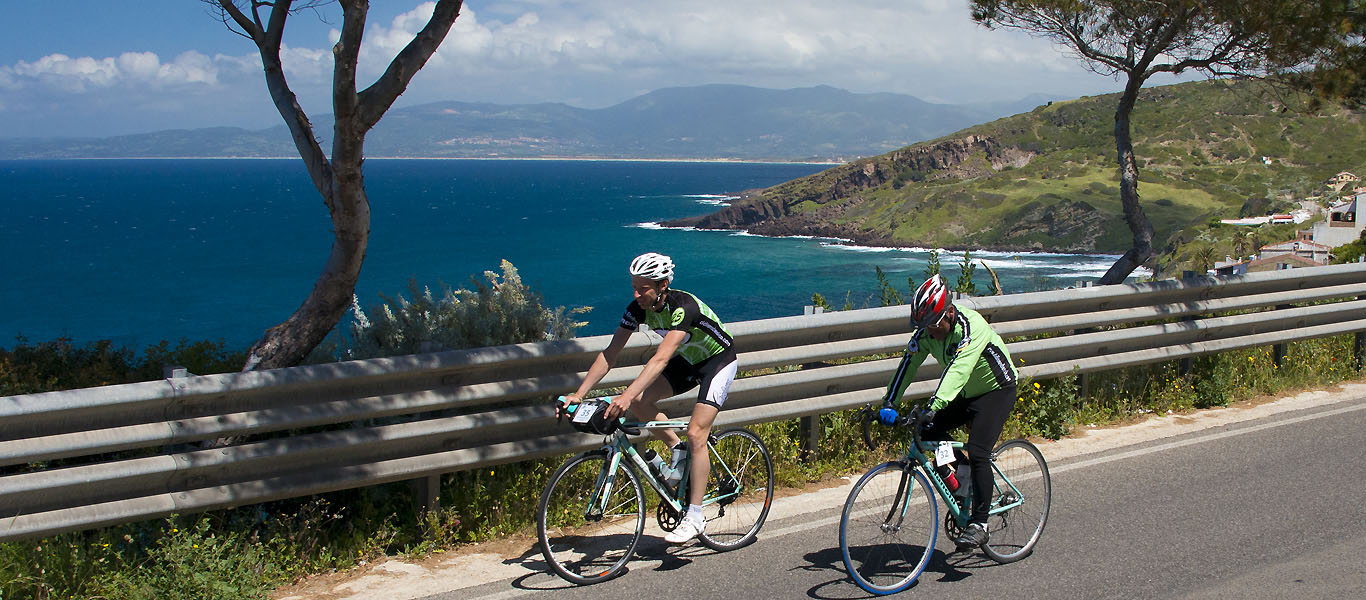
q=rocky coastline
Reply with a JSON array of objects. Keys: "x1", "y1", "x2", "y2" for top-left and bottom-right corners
[{"x1": 660, "y1": 133, "x2": 1113, "y2": 254}]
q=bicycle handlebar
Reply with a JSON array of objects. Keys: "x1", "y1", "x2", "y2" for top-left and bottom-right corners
[
  {"x1": 556, "y1": 396, "x2": 641, "y2": 436},
  {"x1": 858, "y1": 402, "x2": 927, "y2": 452}
]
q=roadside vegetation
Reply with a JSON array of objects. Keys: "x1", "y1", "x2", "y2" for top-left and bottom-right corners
[{"x1": 3, "y1": 261, "x2": 1362, "y2": 599}]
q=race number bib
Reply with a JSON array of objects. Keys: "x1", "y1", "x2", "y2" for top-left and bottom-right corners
[
  {"x1": 572, "y1": 400, "x2": 602, "y2": 425},
  {"x1": 935, "y1": 441, "x2": 956, "y2": 467}
]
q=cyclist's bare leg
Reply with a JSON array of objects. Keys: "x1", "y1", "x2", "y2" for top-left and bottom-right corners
[
  {"x1": 684, "y1": 402, "x2": 718, "y2": 507},
  {"x1": 629, "y1": 377, "x2": 683, "y2": 448}
]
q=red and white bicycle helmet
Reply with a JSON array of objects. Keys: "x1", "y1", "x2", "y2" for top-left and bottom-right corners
[
  {"x1": 629, "y1": 252, "x2": 674, "y2": 282},
  {"x1": 910, "y1": 274, "x2": 950, "y2": 328}
]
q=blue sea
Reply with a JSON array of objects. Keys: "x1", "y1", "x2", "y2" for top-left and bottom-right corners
[{"x1": 0, "y1": 159, "x2": 1121, "y2": 351}]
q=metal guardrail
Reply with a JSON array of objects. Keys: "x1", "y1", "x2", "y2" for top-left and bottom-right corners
[{"x1": 2, "y1": 263, "x2": 1364, "y2": 542}]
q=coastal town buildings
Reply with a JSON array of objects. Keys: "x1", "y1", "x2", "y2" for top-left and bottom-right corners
[
  {"x1": 1211, "y1": 174, "x2": 1363, "y2": 275},
  {"x1": 1308, "y1": 194, "x2": 1362, "y2": 248}
]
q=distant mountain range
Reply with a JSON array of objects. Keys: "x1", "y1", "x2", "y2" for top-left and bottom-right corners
[{"x1": 0, "y1": 84, "x2": 1060, "y2": 161}]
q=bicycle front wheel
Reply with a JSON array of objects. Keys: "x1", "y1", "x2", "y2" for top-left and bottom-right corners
[
  {"x1": 981, "y1": 439, "x2": 1050, "y2": 564},
  {"x1": 537, "y1": 451, "x2": 645, "y2": 584},
  {"x1": 698, "y1": 428, "x2": 774, "y2": 551},
  {"x1": 839, "y1": 461, "x2": 938, "y2": 595}
]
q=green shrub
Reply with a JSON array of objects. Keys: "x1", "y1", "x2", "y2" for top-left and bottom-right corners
[
  {"x1": 1009, "y1": 376, "x2": 1075, "y2": 440},
  {"x1": 0, "y1": 337, "x2": 245, "y2": 395},
  {"x1": 97, "y1": 517, "x2": 283, "y2": 600},
  {"x1": 336, "y1": 260, "x2": 589, "y2": 360}
]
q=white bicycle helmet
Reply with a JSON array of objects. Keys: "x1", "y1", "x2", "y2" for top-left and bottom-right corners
[{"x1": 629, "y1": 252, "x2": 675, "y2": 282}]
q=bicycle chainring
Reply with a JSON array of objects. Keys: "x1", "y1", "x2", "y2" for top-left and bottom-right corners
[
  {"x1": 944, "y1": 513, "x2": 963, "y2": 540},
  {"x1": 656, "y1": 503, "x2": 681, "y2": 532}
]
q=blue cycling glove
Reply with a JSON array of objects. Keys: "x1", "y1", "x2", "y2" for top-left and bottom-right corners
[{"x1": 877, "y1": 406, "x2": 899, "y2": 425}]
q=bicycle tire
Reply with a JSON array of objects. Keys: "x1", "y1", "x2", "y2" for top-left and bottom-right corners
[
  {"x1": 698, "y1": 428, "x2": 774, "y2": 551},
  {"x1": 839, "y1": 461, "x2": 938, "y2": 595},
  {"x1": 980, "y1": 439, "x2": 1050, "y2": 564},
  {"x1": 537, "y1": 450, "x2": 645, "y2": 584}
]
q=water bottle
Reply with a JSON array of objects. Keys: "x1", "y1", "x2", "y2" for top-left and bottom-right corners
[
  {"x1": 643, "y1": 449, "x2": 668, "y2": 480},
  {"x1": 666, "y1": 442, "x2": 687, "y2": 485},
  {"x1": 937, "y1": 464, "x2": 959, "y2": 492}
]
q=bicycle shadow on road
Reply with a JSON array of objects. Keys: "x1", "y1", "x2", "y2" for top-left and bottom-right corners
[
  {"x1": 796, "y1": 545, "x2": 997, "y2": 599},
  {"x1": 497, "y1": 533, "x2": 715, "y2": 591},
  {"x1": 634, "y1": 534, "x2": 710, "y2": 573}
]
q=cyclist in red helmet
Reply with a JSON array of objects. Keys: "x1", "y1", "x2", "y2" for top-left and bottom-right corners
[{"x1": 879, "y1": 273, "x2": 1018, "y2": 551}]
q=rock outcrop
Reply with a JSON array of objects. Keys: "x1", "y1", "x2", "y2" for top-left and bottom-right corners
[{"x1": 664, "y1": 134, "x2": 1037, "y2": 248}]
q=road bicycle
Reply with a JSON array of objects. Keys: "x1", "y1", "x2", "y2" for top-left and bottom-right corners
[
  {"x1": 839, "y1": 404, "x2": 1051, "y2": 594},
  {"x1": 536, "y1": 396, "x2": 775, "y2": 584}
]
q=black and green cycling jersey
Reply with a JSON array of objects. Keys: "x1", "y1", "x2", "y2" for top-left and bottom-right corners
[
  {"x1": 620, "y1": 289, "x2": 733, "y2": 365},
  {"x1": 883, "y1": 305, "x2": 1017, "y2": 411}
]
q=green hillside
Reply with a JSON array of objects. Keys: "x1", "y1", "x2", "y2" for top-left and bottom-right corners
[{"x1": 668, "y1": 79, "x2": 1366, "y2": 266}]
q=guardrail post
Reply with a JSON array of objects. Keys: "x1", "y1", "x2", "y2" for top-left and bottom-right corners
[
  {"x1": 1356, "y1": 331, "x2": 1365, "y2": 372},
  {"x1": 799, "y1": 414, "x2": 821, "y2": 461},
  {"x1": 797, "y1": 306, "x2": 827, "y2": 461},
  {"x1": 411, "y1": 474, "x2": 442, "y2": 523},
  {"x1": 1356, "y1": 294, "x2": 1365, "y2": 372},
  {"x1": 1272, "y1": 304, "x2": 1293, "y2": 367},
  {"x1": 1071, "y1": 282, "x2": 1093, "y2": 397}
]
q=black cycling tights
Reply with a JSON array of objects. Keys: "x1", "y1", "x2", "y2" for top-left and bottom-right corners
[{"x1": 921, "y1": 385, "x2": 1018, "y2": 524}]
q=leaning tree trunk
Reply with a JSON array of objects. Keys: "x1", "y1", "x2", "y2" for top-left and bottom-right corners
[
  {"x1": 219, "y1": 0, "x2": 465, "y2": 371},
  {"x1": 1098, "y1": 76, "x2": 1156, "y2": 285}
]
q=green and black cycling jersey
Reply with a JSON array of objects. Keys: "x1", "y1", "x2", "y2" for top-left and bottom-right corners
[
  {"x1": 882, "y1": 305, "x2": 1017, "y2": 411},
  {"x1": 620, "y1": 289, "x2": 733, "y2": 365}
]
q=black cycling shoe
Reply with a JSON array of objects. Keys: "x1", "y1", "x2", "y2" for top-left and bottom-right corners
[{"x1": 954, "y1": 522, "x2": 989, "y2": 550}]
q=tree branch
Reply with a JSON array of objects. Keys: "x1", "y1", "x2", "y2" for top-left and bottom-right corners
[
  {"x1": 215, "y1": 0, "x2": 334, "y2": 202},
  {"x1": 356, "y1": 0, "x2": 465, "y2": 130}
]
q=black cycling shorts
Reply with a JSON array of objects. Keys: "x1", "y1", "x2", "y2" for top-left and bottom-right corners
[{"x1": 660, "y1": 349, "x2": 738, "y2": 409}]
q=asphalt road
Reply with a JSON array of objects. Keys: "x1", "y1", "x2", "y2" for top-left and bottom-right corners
[{"x1": 435, "y1": 395, "x2": 1366, "y2": 600}]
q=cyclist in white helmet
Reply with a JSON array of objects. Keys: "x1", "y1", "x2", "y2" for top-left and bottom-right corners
[
  {"x1": 878, "y1": 273, "x2": 1018, "y2": 551},
  {"x1": 564, "y1": 252, "x2": 738, "y2": 545}
]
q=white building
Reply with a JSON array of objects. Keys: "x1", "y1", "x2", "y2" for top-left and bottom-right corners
[{"x1": 1309, "y1": 193, "x2": 1362, "y2": 248}]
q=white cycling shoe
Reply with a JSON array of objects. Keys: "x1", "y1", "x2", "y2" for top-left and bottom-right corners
[{"x1": 665, "y1": 516, "x2": 705, "y2": 545}]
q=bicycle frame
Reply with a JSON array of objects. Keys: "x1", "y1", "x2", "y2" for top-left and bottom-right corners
[
  {"x1": 901, "y1": 441, "x2": 1022, "y2": 526},
  {"x1": 580, "y1": 419, "x2": 745, "y2": 522},
  {"x1": 891, "y1": 409, "x2": 1028, "y2": 527}
]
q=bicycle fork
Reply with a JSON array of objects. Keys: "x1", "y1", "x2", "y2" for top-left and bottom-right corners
[
  {"x1": 582, "y1": 451, "x2": 622, "y2": 522},
  {"x1": 879, "y1": 465, "x2": 914, "y2": 533}
]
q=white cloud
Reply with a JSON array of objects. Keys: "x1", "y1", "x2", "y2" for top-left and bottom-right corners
[
  {"x1": 2, "y1": 0, "x2": 1134, "y2": 137},
  {"x1": 9, "y1": 50, "x2": 239, "y2": 92},
  {"x1": 347, "y1": 0, "x2": 1121, "y2": 106}
]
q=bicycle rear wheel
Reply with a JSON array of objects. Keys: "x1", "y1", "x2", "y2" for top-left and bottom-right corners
[
  {"x1": 537, "y1": 451, "x2": 645, "y2": 584},
  {"x1": 981, "y1": 439, "x2": 1050, "y2": 564},
  {"x1": 839, "y1": 461, "x2": 938, "y2": 595},
  {"x1": 698, "y1": 427, "x2": 774, "y2": 551}
]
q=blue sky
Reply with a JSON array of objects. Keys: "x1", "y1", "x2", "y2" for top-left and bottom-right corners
[{"x1": 0, "y1": 1, "x2": 1170, "y2": 139}]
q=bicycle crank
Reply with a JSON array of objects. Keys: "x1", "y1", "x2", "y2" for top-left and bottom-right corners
[
  {"x1": 944, "y1": 513, "x2": 963, "y2": 540},
  {"x1": 656, "y1": 503, "x2": 681, "y2": 532}
]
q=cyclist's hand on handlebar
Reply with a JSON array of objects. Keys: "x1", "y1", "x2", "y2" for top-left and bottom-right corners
[
  {"x1": 555, "y1": 394, "x2": 581, "y2": 420},
  {"x1": 605, "y1": 394, "x2": 633, "y2": 420},
  {"x1": 877, "y1": 405, "x2": 899, "y2": 426},
  {"x1": 917, "y1": 408, "x2": 937, "y2": 428}
]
